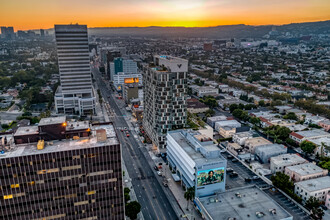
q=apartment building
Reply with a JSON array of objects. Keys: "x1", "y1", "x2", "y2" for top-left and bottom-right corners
[
  {"x1": 143, "y1": 55, "x2": 188, "y2": 150},
  {"x1": 270, "y1": 153, "x2": 308, "y2": 173},
  {"x1": 285, "y1": 163, "x2": 328, "y2": 182},
  {"x1": 294, "y1": 176, "x2": 330, "y2": 203}
]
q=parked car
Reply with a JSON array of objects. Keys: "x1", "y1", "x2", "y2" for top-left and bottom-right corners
[
  {"x1": 245, "y1": 178, "x2": 252, "y2": 182},
  {"x1": 226, "y1": 168, "x2": 234, "y2": 173},
  {"x1": 229, "y1": 172, "x2": 238, "y2": 178},
  {"x1": 158, "y1": 163, "x2": 163, "y2": 166},
  {"x1": 252, "y1": 176, "x2": 260, "y2": 180},
  {"x1": 154, "y1": 166, "x2": 159, "y2": 171},
  {"x1": 231, "y1": 158, "x2": 238, "y2": 162},
  {"x1": 227, "y1": 155, "x2": 233, "y2": 159},
  {"x1": 157, "y1": 171, "x2": 162, "y2": 176},
  {"x1": 163, "y1": 182, "x2": 168, "y2": 187}
]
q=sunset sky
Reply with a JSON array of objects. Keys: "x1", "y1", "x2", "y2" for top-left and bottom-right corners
[{"x1": 1, "y1": 0, "x2": 330, "y2": 30}]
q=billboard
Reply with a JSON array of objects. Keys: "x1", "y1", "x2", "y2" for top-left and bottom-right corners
[
  {"x1": 124, "y1": 77, "x2": 139, "y2": 84},
  {"x1": 197, "y1": 167, "x2": 225, "y2": 187}
]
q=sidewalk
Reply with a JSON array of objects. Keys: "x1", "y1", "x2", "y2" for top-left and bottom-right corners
[
  {"x1": 122, "y1": 162, "x2": 144, "y2": 220},
  {"x1": 148, "y1": 149, "x2": 202, "y2": 220}
]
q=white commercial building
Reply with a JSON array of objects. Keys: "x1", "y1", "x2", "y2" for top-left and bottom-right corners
[
  {"x1": 54, "y1": 24, "x2": 95, "y2": 115},
  {"x1": 270, "y1": 154, "x2": 308, "y2": 173},
  {"x1": 191, "y1": 85, "x2": 219, "y2": 97},
  {"x1": 285, "y1": 163, "x2": 328, "y2": 182},
  {"x1": 294, "y1": 176, "x2": 330, "y2": 203},
  {"x1": 232, "y1": 131, "x2": 254, "y2": 146},
  {"x1": 113, "y1": 72, "x2": 142, "y2": 90},
  {"x1": 167, "y1": 130, "x2": 227, "y2": 197}
]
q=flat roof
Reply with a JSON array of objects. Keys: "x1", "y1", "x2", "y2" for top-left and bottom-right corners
[
  {"x1": 295, "y1": 129, "x2": 330, "y2": 138},
  {"x1": 0, "y1": 124, "x2": 118, "y2": 159},
  {"x1": 245, "y1": 137, "x2": 272, "y2": 146},
  {"x1": 197, "y1": 185, "x2": 292, "y2": 220},
  {"x1": 286, "y1": 163, "x2": 326, "y2": 176},
  {"x1": 255, "y1": 144, "x2": 286, "y2": 152},
  {"x1": 39, "y1": 116, "x2": 66, "y2": 126},
  {"x1": 169, "y1": 131, "x2": 225, "y2": 166},
  {"x1": 271, "y1": 154, "x2": 307, "y2": 167},
  {"x1": 14, "y1": 126, "x2": 39, "y2": 136},
  {"x1": 66, "y1": 121, "x2": 90, "y2": 131},
  {"x1": 295, "y1": 176, "x2": 330, "y2": 192}
]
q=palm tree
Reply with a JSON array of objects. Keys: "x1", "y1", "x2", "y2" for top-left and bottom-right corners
[{"x1": 184, "y1": 187, "x2": 195, "y2": 211}]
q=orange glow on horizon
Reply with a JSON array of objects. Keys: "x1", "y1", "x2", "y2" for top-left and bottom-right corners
[{"x1": 0, "y1": 0, "x2": 329, "y2": 31}]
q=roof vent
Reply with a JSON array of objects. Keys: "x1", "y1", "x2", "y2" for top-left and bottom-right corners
[
  {"x1": 269, "y1": 209, "x2": 277, "y2": 215},
  {"x1": 256, "y1": 212, "x2": 265, "y2": 218}
]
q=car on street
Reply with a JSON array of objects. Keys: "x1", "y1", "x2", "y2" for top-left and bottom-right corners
[
  {"x1": 158, "y1": 163, "x2": 163, "y2": 166},
  {"x1": 154, "y1": 166, "x2": 159, "y2": 171},
  {"x1": 227, "y1": 155, "x2": 233, "y2": 159},
  {"x1": 226, "y1": 168, "x2": 234, "y2": 173},
  {"x1": 252, "y1": 176, "x2": 260, "y2": 180},
  {"x1": 229, "y1": 172, "x2": 238, "y2": 178},
  {"x1": 157, "y1": 171, "x2": 162, "y2": 176},
  {"x1": 126, "y1": 132, "x2": 130, "y2": 137},
  {"x1": 245, "y1": 178, "x2": 252, "y2": 182},
  {"x1": 231, "y1": 158, "x2": 238, "y2": 162}
]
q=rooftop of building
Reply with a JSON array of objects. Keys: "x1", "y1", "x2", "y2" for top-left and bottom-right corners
[
  {"x1": 286, "y1": 163, "x2": 326, "y2": 176},
  {"x1": 245, "y1": 137, "x2": 272, "y2": 146},
  {"x1": 255, "y1": 144, "x2": 287, "y2": 152},
  {"x1": 294, "y1": 129, "x2": 330, "y2": 138},
  {"x1": 295, "y1": 176, "x2": 330, "y2": 192},
  {"x1": 66, "y1": 121, "x2": 90, "y2": 131},
  {"x1": 271, "y1": 153, "x2": 307, "y2": 166},
  {"x1": 14, "y1": 126, "x2": 39, "y2": 136},
  {"x1": 0, "y1": 124, "x2": 118, "y2": 159},
  {"x1": 168, "y1": 130, "x2": 226, "y2": 166},
  {"x1": 154, "y1": 55, "x2": 187, "y2": 62},
  {"x1": 38, "y1": 116, "x2": 66, "y2": 126},
  {"x1": 197, "y1": 185, "x2": 292, "y2": 220}
]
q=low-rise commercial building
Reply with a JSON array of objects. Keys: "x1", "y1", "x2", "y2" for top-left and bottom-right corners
[
  {"x1": 285, "y1": 163, "x2": 328, "y2": 182},
  {"x1": 191, "y1": 85, "x2": 219, "y2": 97},
  {"x1": 294, "y1": 176, "x2": 330, "y2": 202},
  {"x1": 195, "y1": 185, "x2": 293, "y2": 220},
  {"x1": 289, "y1": 129, "x2": 330, "y2": 144},
  {"x1": 206, "y1": 115, "x2": 228, "y2": 128},
  {"x1": 255, "y1": 144, "x2": 287, "y2": 164},
  {"x1": 270, "y1": 153, "x2": 308, "y2": 173},
  {"x1": 244, "y1": 137, "x2": 272, "y2": 153},
  {"x1": 232, "y1": 131, "x2": 254, "y2": 146},
  {"x1": 167, "y1": 130, "x2": 227, "y2": 197},
  {"x1": 187, "y1": 98, "x2": 209, "y2": 114}
]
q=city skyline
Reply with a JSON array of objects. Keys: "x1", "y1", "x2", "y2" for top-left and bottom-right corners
[{"x1": 1, "y1": 0, "x2": 330, "y2": 30}]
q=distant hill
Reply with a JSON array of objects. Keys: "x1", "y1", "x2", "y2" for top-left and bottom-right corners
[{"x1": 88, "y1": 20, "x2": 330, "y2": 39}]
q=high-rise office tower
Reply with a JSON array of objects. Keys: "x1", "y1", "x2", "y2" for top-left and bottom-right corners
[
  {"x1": 143, "y1": 55, "x2": 188, "y2": 150},
  {"x1": 40, "y1": 29, "x2": 45, "y2": 37},
  {"x1": 1, "y1": 26, "x2": 15, "y2": 39},
  {"x1": 54, "y1": 24, "x2": 96, "y2": 115},
  {"x1": 0, "y1": 117, "x2": 124, "y2": 219}
]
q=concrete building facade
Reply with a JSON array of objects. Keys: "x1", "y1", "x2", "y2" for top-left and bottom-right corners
[
  {"x1": 143, "y1": 55, "x2": 188, "y2": 150},
  {"x1": 166, "y1": 130, "x2": 227, "y2": 197},
  {"x1": 54, "y1": 24, "x2": 95, "y2": 115}
]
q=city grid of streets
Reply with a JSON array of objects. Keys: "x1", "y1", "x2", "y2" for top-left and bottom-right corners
[{"x1": 92, "y1": 67, "x2": 179, "y2": 220}]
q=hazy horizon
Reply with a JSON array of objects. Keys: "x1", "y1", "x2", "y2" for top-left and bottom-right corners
[{"x1": 1, "y1": 0, "x2": 329, "y2": 31}]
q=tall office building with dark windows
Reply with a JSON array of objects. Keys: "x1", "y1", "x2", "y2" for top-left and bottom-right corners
[
  {"x1": 0, "y1": 117, "x2": 124, "y2": 220},
  {"x1": 143, "y1": 55, "x2": 188, "y2": 150},
  {"x1": 54, "y1": 24, "x2": 96, "y2": 115}
]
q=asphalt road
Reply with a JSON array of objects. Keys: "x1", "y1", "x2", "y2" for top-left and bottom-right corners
[{"x1": 92, "y1": 68, "x2": 178, "y2": 220}]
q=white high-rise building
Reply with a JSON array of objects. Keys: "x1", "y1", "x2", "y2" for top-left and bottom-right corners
[{"x1": 54, "y1": 24, "x2": 96, "y2": 115}]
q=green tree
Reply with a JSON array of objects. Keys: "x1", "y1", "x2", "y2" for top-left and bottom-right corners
[
  {"x1": 250, "y1": 117, "x2": 261, "y2": 126},
  {"x1": 125, "y1": 201, "x2": 141, "y2": 220},
  {"x1": 305, "y1": 197, "x2": 320, "y2": 211},
  {"x1": 300, "y1": 141, "x2": 317, "y2": 155},
  {"x1": 271, "y1": 172, "x2": 293, "y2": 190},
  {"x1": 184, "y1": 187, "x2": 195, "y2": 210},
  {"x1": 310, "y1": 207, "x2": 324, "y2": 220},
  {"x1": 283, "y1": 112, "x2": 298, "y2": 121},
  {"x1": 124, "y1": 187, "x2": 131, "y2": 204},
  {"x1": 258, "y1": 100, "x2": 266, "y2": 107},
  {"x1": 229, "y1": 104, "x2": 238, "y2": 113}
]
